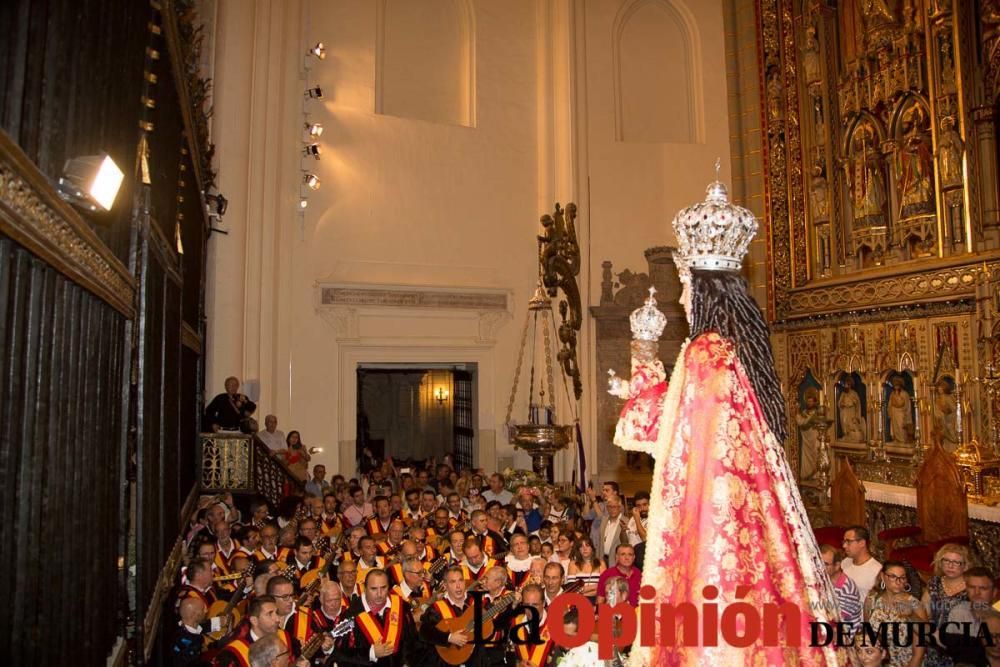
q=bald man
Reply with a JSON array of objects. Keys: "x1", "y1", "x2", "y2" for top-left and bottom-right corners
[{"x1": 169, "y1": 597, "x2": 208, "y2": 666}]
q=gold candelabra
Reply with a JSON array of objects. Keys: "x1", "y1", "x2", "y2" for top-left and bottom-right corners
[{"x1": 813, "y1": 396, "x2": 835, "y2": 509}]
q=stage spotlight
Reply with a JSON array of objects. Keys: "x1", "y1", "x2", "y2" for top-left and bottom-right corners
[
  {"x1": 299, "y1": 198, "x2": 309, "y2": 210},
  {"x1": 303, "y1": 173, "x2": 321, "y2": 190},
  {"x1": 305, "y1": 122, "x2": 324, "y2": 138},
  {"x1": 304, "y1": 86, "x2": 324, "y2": 100},
  {"x1": 308, "y1": 42, "x2": 327, "y2": 60},
  {"x1": 57, "y1": 154, "x2": 124, "y2": 212},
  {"x1": 303, "y1": 144, "x2": 322, "y2": 159}
]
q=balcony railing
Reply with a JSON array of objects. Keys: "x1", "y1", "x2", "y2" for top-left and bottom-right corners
[{"x1": 199, "y1": 432, "x2": 304, "y2": 504}]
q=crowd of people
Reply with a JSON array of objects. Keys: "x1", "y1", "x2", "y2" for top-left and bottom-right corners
[
  {"x1": 819, "y1": 527, "x2": 999, "y2": 666},
  {"x1": 193, "y1": 378, "x2": 1000, "y2": 667},
  {"x1": 172, "y1": 445, "x2": 649, "y2": 667}
]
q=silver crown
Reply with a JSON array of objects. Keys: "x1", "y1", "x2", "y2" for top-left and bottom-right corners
[
  {"x1": 630, "y1": 287, "x2": 667, "y2": 342},
  {"x1": 671, "y1": 160, "x2": 757, "y2": 272}
]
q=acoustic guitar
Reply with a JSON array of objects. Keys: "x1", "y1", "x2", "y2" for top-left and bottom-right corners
[
  {"x1": 205, "y1": 562, "x2": 256, "y2": 642},
  {"x1": 434, "y1": 592, "x2": 516, "y2": 666}
]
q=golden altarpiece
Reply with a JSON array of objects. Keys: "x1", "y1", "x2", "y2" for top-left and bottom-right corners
[{"x1": 759, "y1": 0, "x2": 1000, "y2": 565}]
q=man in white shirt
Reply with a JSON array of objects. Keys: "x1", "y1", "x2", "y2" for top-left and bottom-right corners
[
  {"x1": 840, "y1": 525, "x2": 882, "y2": 602},
  {"x1": 482, "y1": 473, "x2": 513, "y2": 505},
  {"x1": 257, "y1": 414, "x2": 285, "y2": 453}
]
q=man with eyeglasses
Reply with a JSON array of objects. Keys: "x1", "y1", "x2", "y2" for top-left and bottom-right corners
[
  {"x1": 337, "y1": 561, "x2": 362, "y2": 605},
  {"x1": 266, "y1": 576, "x2": 299, "y2": 631},
  {"x1": 392, "y1": 556, "x2": 433, "y2": 602},
  {"x1": 841, "y1": 525, "x2": 882, "y2": 601},
  {"x1": 407, "y1": 526, "x2": 438, "y2": 564}
]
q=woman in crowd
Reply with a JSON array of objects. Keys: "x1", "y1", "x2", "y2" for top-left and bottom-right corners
[
  {"x1": 281, "y1": 430, "x2": 310, "y2": 482},
  {"x1": 922, "y1": 543, "x2": 974, "y2": 667},
  {"x1": 865, "y1": 560, "x2": 928, "y2": 667},
  {"x1": 566, "y1": 535, "x2": 606, "y2": 601}
]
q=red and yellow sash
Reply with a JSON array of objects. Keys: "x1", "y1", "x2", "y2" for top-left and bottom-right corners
[
  {"x1": 513, "y1": 616, "x2": 552, "y2": 666},
  {"x1": 366, "y1": 517, "x2": 389, "y2": 536},
  {"x1": 356, "y1": 595, "x2": 404, "y2": 652},
  {"x1": 392, "y1": 582, "x2": 431, "y2": 601},
  {"x1": 507, "y1": 568, "x2": 532, "y2": 588},
  {"x1": 321, "y1": 515, "x2": 342, "y2": 536},
  {"x1": 387, "y1": 562, "x2": 404, "y2": 584},
  {"x1": 290, "y1": 607, "x2": 313, "y2": 643},
  {"x1": 176, "y1": 585, "x2": 216, "y2": 610},
  {"x1": 420, "y1": 545, "x2": 438, "y2": 563},
  {"x1": 462, "y1": 559, "x2": 496, "y2": 582},
  {"x1": 223, "y1": 631, "x2": 290, "y2": 667},
  {"x1": 377, "y1": 541, "x2": 402, "y2": 557},
  {"x1": 433, "y1": 598, "x2": 463, "y2": 620},
  {"x1": 222, "y1": 638, "x2": 252, "y2": 667},
  {"x1": 357, "y1": 557, "x2": 384, "y2": 583}
]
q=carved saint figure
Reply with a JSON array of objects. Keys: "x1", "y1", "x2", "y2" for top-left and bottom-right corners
[
  {"x1": 886, "y1": 375, "x2": 914, "y2": 444},
  {"x1": 838, "y1": 375, "x2": 868, "y2": 443},
  {"x1": 939, "y1": 116, "x2": 964, "y2": 188},
  {"x1": 933, "y1": 377, "x2": 959, "y2": 450},
  {"x1": 898, "y1": 106, "x2": 935, "y2": 218},
  {"x1": 810, "y1": 161, "x2": 830, "y2": 221},
  {"x1": 796, "y1": 387, "x2": 822, "y2": 481},
  {"x1": 850, "y1": 129, "x2": 887, "y2": 226},
  {"x1": 802, "y1": 26, "x2": 821, "y2": 83},
  {"x1": 767, "y1": 72, "x2": 783, "y2": 120}
]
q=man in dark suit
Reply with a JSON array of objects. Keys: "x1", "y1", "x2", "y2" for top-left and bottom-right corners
[
  {"x1": 338, "y1": 569, "x2": 415, "y2": 666},
  {"x1": 204, "y1": 376, "x2": 257, "y2": 432}
]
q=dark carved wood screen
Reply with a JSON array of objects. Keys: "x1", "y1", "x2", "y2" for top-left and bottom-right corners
[
  {"x1": 0, "y1": 0, "x2": 211, "y2": 663},
  {"x1": 916, "y1": 444, "x2": 969, "y2": 544}
]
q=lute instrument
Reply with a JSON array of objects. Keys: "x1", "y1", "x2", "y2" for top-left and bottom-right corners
[{"x1": 298, "y1": 617, "x2": 355, "y2": 661}]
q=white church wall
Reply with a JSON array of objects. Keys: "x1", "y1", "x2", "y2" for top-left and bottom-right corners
[
  {"x1": 584, "y1": 0, "x2": 732, "y2": 308},
  {"x1": 205, "y1": 0, "x2": 732, "y2": 482}
]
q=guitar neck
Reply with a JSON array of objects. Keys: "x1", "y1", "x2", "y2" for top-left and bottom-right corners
[
  {"x1": 482, "y1": 594, "x2": 515, "y2": 622},
  {"x1": 301, "y1": 633, "x2": 324, "y2": 660}
]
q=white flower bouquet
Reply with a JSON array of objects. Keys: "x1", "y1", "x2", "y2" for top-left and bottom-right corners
[{"x1": 555, "y1": 641, "x2": 601, "y2": 667}]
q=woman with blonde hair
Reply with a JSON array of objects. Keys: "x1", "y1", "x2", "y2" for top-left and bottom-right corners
[{"x1": 922, "y1": 543, "x2": 974, "y2": 666}]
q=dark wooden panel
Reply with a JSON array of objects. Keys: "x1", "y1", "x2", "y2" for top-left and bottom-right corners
[{"x1": 0, "y1": 237, "x2": 127, "y2": 664}]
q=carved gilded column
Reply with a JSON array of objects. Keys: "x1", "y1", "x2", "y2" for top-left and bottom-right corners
[
  {"x1": 925, "y1": 0, "x2": 980, "y2": 254},
  {"x1": 972, "y1": 106, "x2": 1000, "y2": 242}
]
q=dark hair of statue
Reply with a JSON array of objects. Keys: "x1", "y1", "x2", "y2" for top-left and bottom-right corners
[{"x1": 688, "y1": 269, "x2": 788, "y2": 442}]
